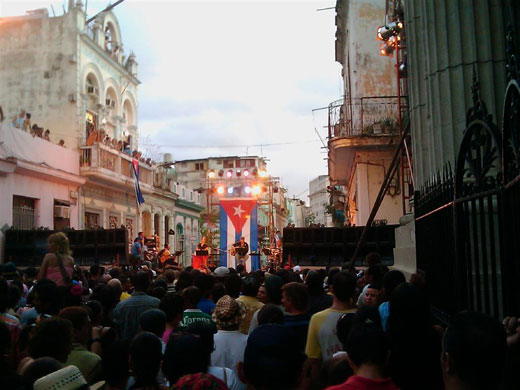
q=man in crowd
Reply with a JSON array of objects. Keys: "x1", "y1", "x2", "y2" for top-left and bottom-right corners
[
  {"x1": 58, "y1": 306, "x2": 102, "y2": 385},
  {"x1": 114, "y1": 271, "x2": 159, "y2": 341},
  {"x1": 304, "y1": 270, "x2": 357, "y2": 388},
  {"x1": 282, "y1": 282, "x2": 311, "y2": 353},
  {"x1": 237, "y1": 276, "x2": 264, "y2": 334},
  {"x1": 442, "y1": 311, "x2": 506, "y2": 390},
  {"x1": 179, "y1": 286, "x2": 217, "y2": 333}
]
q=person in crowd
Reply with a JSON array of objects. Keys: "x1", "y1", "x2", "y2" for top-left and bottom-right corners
[
  {"x1": 256, "y1": 282, "x2": 268, "y2": 304},
  {"x1": 43, "y1": 129, "x2": 51, "y2": 141},
  {"x1": 37, "y1": 232, "x2": 75, "y2": 286},
  {"x1": 159, "y1": 293, "x2": 184, "y2": 343},
  {"x1": 0, "y1": 320, "x2": 23, "y2": 389},
  {"x1": 26, "y1": 317, "x2": 73, "y2": 368},
  {"x1": 378, "y1": 270, "x2": 405, "y2": 331},
  {"x1": 212, "y1": 282, "x2": 226, "y2": 304},
  {"x1": 21, "y1": 357, "x2": 62, "y2": 390},
  {"x1": 173, "y1": 373, "x2": 228, "y2": 390},
  {"x1": 139, "y1": 308, "x2": 167, "y2": 352},
  {"x1": 101, "y1": 340, "x2": 130, "y2": 390},
  {"x1": 225, "y1": 273, "x2": 242, "y2": 299},
  {"x1": 32, "y1": 365, "x2": 96, "y2": 390},
  {"x1": 30, "y1": 279, "x2": 62, "y2": 325},
  {"x1": 114, "y1": 271, "x2": 160, "y2": 341},
  {"x1": 305, "y1": 270, "x2": 333, "y2": 315},
  {"x1": 304, "y1": 270, "x2": 357, "y2": 389},
  {"x1": 187, "y1": 321, "x2": 245, "y2": 390},
  {"x1": 58, "y1": 306, "x2": 103, "y2": 384},
  {"x1": 12, "y1": 109, "x2": 25, "y2": 129},
  {"x1": 363, "y1": 283, "x2": 381, "y2": 308},
  {"x1": 237, "y1": 276, "x2": 264, "y2": 334},
  {"x1": 128, "y1": 332, "x2": 164, "y2": 390},
  {"x1": 257, "y1": 304, "x2": 284, "y2": 326},
  {"x1": 131, "y1": 237, "x2": 144, "y2": 265},
  {"x1": 211, "y1": 295, "x2": 247, "y2": 379},
  {"x1": 282, "y1": 282, "x2": 311, "y2": 353},
  {"x1": 386, "y1": 282, "x2": 443, "y2": 390},
  {"x1": 213, "y1": 266, "x2": 230, "y2": 280},
  {"x1": 118, "y1": 274, "x2": 133, "y2": 300},
  {"x1": 442, "y1": 311, "x2": 506, "y2": 390},
  {"x1": 248, "y1": 275, "x2": 284, "y2": 333},
  {"x1": 194, "y1": 273, "x2": 215, "y2": 315},
  {"x1": 176, "y1": 270, "x2": 195, "y2": 293},
  {"x1": 163, "y1": 332, "x2": 207, "y2": 385},
  {"x1": 0, "y1": 278, "x2": 21, "y2": 356},
  {"x1": 179, "y1": 286, "x2": 216, "y2": 332},
  {"x1": 326, "y1": 323, "x2": 398, "y2": 390},
  {"x1": 23, "y1": 267, "x2": 38, "y2": 290},
  {"x1": 356, "y1": 264, "x2": 388, "y2": 307},
  {"x1": 239, "y1": 324, "x2": 305, "y2": 390},
  {"x1": 107, "y1": 278, "x2": 123, "y2": 304}
]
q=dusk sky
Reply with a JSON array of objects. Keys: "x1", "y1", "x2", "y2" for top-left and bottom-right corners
[{"x1": 1, "y1": 0, "x2": 341, "y2": 200}]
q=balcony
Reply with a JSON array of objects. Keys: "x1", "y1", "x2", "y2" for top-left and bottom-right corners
[
  {"x1": 328, "y1": 96, "x2": 401, "y2": 185},
  {"x1": 80, "y1": 143, "x2": 153, "y2": 192}
]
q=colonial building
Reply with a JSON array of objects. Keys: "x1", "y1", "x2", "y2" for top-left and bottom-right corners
[
  {"x1": 0, "y1": 3, "x2": 180, "y2": 248},
  {"x1": 330, "y1": 0, "x2": 406, "y2": 227},
  {"x1": 308, "y1": 175, "x2": 333, "y2": 226}
]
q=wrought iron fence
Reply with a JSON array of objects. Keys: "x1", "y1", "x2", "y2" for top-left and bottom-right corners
[{"x1": 415, "y1": 27, "x2": 520, "y2": 321}]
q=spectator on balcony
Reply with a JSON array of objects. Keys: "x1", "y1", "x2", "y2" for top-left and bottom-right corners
[
  {"x1": 117, "y1": 140, "x2": 123, "y2": 151},
  {"x1": 58, "y1": 140, "x2": 65, "y2": 147},
  {"x1": 111, "y1": 138, "x2": 118, "y2": 149},
  {"x1": 23, "y1": 113, "x2": 32, "y2": 132},
  {"x1": 104, "y1": 136, "x2": 111, "y2": 147},
  {"x1": 11, "y1": 109, "x2": 25, "y2": 129},
  {"x1": 0, "y1": 105, "x2": 4, "y2": 122},
  {"x1": 43, "y1": 130, "x2": 50, "y2": 142}
]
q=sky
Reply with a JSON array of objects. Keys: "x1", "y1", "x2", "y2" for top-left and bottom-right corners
[{"x1": 0, "y1": 0, "x2": 342, "y2": 200}]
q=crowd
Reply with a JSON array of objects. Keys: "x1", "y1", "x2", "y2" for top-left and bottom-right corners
[
  {"x1": 6, "y1": 108, "x2": 65, "y2": 147},
  {"x1": 0, "y1": 232, "x2": 518, "y2": 390}
]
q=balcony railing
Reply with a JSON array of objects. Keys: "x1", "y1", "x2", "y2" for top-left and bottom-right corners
[
  {"x1": 80, "y1": 143, "x2": 153, "y2": 186},
  {"x1": 328, "y1": 96, "x2": 399, "y2": 139}
]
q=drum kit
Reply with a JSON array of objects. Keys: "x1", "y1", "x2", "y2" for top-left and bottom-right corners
[{"x1": 262, "y1": 247, "x2": 282, "y2": 268}]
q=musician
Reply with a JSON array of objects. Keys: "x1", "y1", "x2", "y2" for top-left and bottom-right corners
[
  {"x1": 231, "y1": 237, "x2": 249, "y2": 266},
  {"x1": 196, "y1": 237, "x2": 209, "y2": 256}
]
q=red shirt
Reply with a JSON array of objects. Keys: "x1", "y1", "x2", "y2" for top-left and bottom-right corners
[{"x1": 327, "y1": 375, "x2": 399, "y2": 390}]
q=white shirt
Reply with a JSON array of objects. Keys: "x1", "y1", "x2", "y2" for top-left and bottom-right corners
[
  {"x1": 207, "y1": 366, "x2": 246, "y2": 390},
  {"x1": 211, "y1": 330, "x2": 248, "y2": 376}
]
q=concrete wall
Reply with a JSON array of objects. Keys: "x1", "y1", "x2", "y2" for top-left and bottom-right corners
[
  {"x1": 309, "y1": 175, "x2": 332, "y2": 226},
  {"x1": 348, "y1": 150, "x2": 402, "y2": 226},
  {"x1": 0, "y1": 11, "x2": 79, "y2": 147}
]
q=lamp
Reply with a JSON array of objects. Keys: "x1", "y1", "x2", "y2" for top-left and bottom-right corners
[
  {"x1": 208, "y1": 169, "x2": 216, "y2": 179},
  {"x1": 216, "y1": 186, "x2": 225, "y2": 195},
  {"x1": 226, "y1": 169, "x2": 233, "y2": 178},
  {"x1": 251, "y1": 185, "x2": 261, "y2": 196},
  {"x1": 227, "y1": 187, "x2": 234, "y2": 194},
  {"x1": 243, "y1": 169, "x2": 249, "y2": 177}
]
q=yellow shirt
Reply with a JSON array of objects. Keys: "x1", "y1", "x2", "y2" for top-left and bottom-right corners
[
  {"x1": 236, "y1": 295, "x2": 264, "y2": 334},
  {"x1": 305, "y1": 308, "x2": 356, "y2": 361},
  {"x1": 120, "y1": 291, "x2": 131, "y2": 301}
]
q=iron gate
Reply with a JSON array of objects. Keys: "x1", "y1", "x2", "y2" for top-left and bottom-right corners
[{"x1": 415, "y1": 27, "x2": 520, "y2": 322}]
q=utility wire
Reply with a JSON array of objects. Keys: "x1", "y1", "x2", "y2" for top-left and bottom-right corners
[{"x1": 139, "y1": 139, "x2": 320, "y2": 149}]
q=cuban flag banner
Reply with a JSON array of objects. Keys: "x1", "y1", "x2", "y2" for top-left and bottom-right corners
[
  {"x1": 131, "y1": 159, "x2": 145, "y2": 206},
  {"x1": 219, "y1": 198, "x2": 258, "y2": 271}
]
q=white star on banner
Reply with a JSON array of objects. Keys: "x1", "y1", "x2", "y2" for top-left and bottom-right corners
[{"x1": 233, "y1": 205, "x2": 244, "y2": 217}]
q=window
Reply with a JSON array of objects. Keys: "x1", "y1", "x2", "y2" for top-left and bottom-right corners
[
  {"x1": 197, "y1": 194, "x2": 201, "y2": 203},
  {"x1": 182, "y1": 188, "x2": 186, "y2": 198},
  {"x1": 190, "y1": 192, "x2": 193, "y2": 201},
  {"x1": 13, "y1": 196, "x2": 36, "y2": 229},
  {"x1": 195, "y1": 162, "x2": 205, "y2": 171},
  {"x1": 223, "y1": 160, "x2": 234, "y2": 168},
  {"x1": 235, "y1": 159, "x2": 255, "y2": 168},
  {"x1": 85, "y1": 212, "x2": 100, "y2": 229}
]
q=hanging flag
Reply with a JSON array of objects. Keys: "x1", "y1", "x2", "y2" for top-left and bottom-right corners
[
  {"x1": 219, "y1": 198, "x2": 258, "y2": 271},
  {"x1": 131, "y1": 159, "x2": 145, "y2": 206}
]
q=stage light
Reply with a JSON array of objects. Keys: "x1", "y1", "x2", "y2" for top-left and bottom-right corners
[
  {"x1": 218, "y1": 169, "x2": 224, "y2": 177},
  {"x1": 251, "y1": 185, "x2": 261, "y2": 195},
  {"x1": 243, "y1": 169, "x2": 249, "y2": 177},
  {"x1": 244, "y1": 186, "x2": 251, "y2": 194},
  {"x1": 236, "y1": 170, "x2": 241, "y2": 177},
  {"x1": 399, "y1": 62, "x2": 407, "y2": 77},
  {"x1": 259, "y1": 169, "x2": 267, "y2": 178},
  {"x1": 379, "y1": 42, "x2": 395, "y2": 56},
  {"x1": 208, "y1": 169, "x2": 216, "y2": 179},
  {"x1": 226, "y1": 169, "x2": 233, "y2": 178},
  {"x1": 217, "y1": 186, "x2": 225, "y2": 195},
  {"x1": 227, "y1": 187, "x2": 234, "y2": 194}
]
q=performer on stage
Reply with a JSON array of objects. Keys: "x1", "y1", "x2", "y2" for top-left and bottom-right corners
[
  {"x1": 196, "y1": 237, "x2": 209, "y2": 256},
  {"x1": 231, "y1": 236, "x2": 249, "y2": 267}
]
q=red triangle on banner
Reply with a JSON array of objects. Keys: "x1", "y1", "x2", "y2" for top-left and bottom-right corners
[{"x1": 220, "y1": 199, "x2": 257, "y2": 234}]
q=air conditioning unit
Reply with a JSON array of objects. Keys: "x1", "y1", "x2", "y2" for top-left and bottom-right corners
[
  {"x1": 106, "y1": 99, "x2": 115, "y2": 108},
  {"x1": 54, "y1": 205, "x2": 70, "y2": 219},
  {"x1": 87, "y1": 86, "x2": 99, "y2": 96}
]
